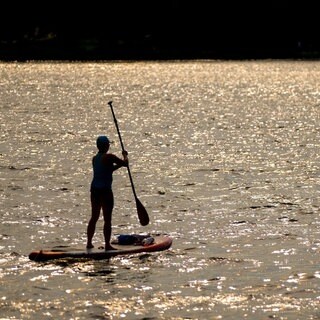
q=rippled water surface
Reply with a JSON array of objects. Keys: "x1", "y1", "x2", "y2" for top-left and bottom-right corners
[{"x1": 1, "y1": 60, "x2": 320, "y2": 319}]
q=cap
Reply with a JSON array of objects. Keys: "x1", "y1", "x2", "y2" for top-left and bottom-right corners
[{"x1": 96, "y1": 135, "x2": 110, "y2": 150}]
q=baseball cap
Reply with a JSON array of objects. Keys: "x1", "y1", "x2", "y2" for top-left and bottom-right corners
[{"x1": 96, "y1": 135, "x2": 110, "y2": 149}]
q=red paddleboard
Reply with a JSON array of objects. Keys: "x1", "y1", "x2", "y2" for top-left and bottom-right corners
[{"x1": 29, "y1": 235, "x2": 172, "y2": 262}]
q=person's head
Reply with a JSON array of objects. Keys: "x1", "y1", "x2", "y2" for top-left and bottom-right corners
[{"x1": 96, "y1": 135, "x2": 110, "y2": 152}]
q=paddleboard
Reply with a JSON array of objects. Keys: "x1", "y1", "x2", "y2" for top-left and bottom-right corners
[{"x1": 29, "y1": 235, "x2": 173, "y2": 261}]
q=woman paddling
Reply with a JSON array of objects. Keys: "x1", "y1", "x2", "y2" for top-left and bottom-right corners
[{"x1": 86, "y1": 135, "x2": 128, "y2": 250}]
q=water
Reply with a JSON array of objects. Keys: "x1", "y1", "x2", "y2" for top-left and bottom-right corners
[{"x1": 1, "y1": 60, "x2": 320, "y2": 319}]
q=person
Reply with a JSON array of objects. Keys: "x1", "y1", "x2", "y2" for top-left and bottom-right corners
[{"x1": 86, "y1": 135, "x2": 128, "y2": 250}]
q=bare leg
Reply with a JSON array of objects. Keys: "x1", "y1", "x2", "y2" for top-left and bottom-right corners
[
  {"x1": 103, "y1": 216, "x2": 115, "y2": 250},
  {"x1": 102, "y1": 191, "x2": 117, "y2": 250},
  {"x1": 87, "y1": 192, "x2": 101, "y2": 249}
]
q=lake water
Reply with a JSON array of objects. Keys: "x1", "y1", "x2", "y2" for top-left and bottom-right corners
[{"x1": 0, "y1": 60, "x2": 320, "y2": 319}]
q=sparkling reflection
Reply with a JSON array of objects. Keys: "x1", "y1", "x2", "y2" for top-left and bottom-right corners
[{"x1": 1, "y1": 61, "x2": 320, "y2": 319}]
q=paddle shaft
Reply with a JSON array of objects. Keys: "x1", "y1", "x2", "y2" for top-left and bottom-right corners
[{"x1": 108, "y1": 101, "x2": 138, "y2": 199}]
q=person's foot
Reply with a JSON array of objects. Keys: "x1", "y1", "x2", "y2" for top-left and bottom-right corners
[{"x1": 86, "y1": 244, "x2": 94, "y2": 249}]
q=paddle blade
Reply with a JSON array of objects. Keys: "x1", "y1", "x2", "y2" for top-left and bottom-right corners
[{"x1": 136, "y1": 197, "x2": 150, "y2": 226}]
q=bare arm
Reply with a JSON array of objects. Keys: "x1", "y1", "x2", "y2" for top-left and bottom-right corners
[{"x1": 111, "y1": 151, "x2": 128, "y2": 171}]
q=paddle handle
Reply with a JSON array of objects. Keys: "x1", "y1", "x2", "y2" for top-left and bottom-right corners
[{"x1": 108, "y1": 101, "x2": 125, "y2": 151}]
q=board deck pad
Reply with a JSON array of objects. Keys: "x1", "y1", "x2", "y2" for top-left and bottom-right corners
[{"x1": 29, "y1": 235, "x2": 173, "y2": 261}]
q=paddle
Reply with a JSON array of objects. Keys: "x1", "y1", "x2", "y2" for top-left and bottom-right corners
[{"x1": 108, "y1": 101, "x2": 150, "y2": 226}]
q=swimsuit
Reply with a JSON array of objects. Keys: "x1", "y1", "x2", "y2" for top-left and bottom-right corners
[{"x1": 90, "y1": 152, "x2": 113, "y2": 191}]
